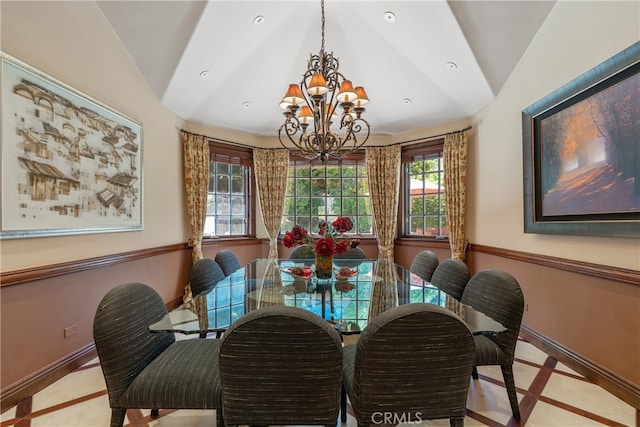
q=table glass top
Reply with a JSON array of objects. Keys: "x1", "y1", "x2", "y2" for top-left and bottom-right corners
[{"x1": 150, "y1": 258, "x2": 505, "y2": 336}]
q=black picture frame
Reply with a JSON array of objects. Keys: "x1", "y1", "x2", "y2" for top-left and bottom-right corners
[{"x1": 522, "y1": 42, "x2": 640, "y2": 238}]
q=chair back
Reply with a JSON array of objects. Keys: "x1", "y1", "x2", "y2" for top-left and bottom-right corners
[
  {"x1": 409, "y1": 250, "x2": 439, "y2": 282},
  {"x1": 214, "y1": 250, "x2": 241, "y2": 276},
  {"x1": 334, "y1": 246, "x2": 367, "y2": 268},
  {"x1": 430, "y1": 258, "x2": 470, "y2": 301},
  {"x1": 350, "y1": 303, "x2": 474, "y2": 423},
  {"x1": 289, "y1": 245, "x2": 314, "y2": 259},
  {"x1": 219, "y1": 306, "x2": 343, "y2": 426},
  {"x1": 189, "y1": 258, "x2": 225, "y2": 297},
  {"x1": 461, "y1": 269, "x2": 524, "y2": 361},
  {"x1": 93, "y1": 283, "x2": 175, "y2": 406}
]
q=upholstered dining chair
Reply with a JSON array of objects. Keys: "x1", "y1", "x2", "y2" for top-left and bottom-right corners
[
  {"x1": 289, "y1": 244, "x2": 314, "y2": 259},
  {"x1": 409, "y1": 250, "x2": 439, "y2": 282},
  {"x1": 190, "y1": 258, "x2": 225, "y2": 297},
  {"x1": 341, "y1": 303, "x2": 475, "y2": 427},
  {"x1": 460, "y1": 269, "x2": 525, "y2": 419},
  {"x1": 93, "y1": 283, "x2": 223, "y2": 427},
  {"x1": 430, "y1": 258, "x2": 471, "y2": 301},
  {"x1": 214, "y1": 250, "x2": 241, "y2": 277},
  {"x1": 218, "y1": 305, "x2": 343, "y2": 427}
]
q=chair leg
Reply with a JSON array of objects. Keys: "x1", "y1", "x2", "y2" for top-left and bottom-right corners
[
  {"x1": 501, "y1": 364, "x2": 521, "y2": 419},
  {"x1": 340, "y1": 385, "x2": 347, "y2": 422},
  {"x1": 110, "y1": 408, "x2": 126, "y2": 427},
  {"x1": 450, "y1": 417, "x2": 464, "y2": 427},
  {"x1": 151, "y1": 409, "x2": 159, "y2": 418},
  {"x1": 471, "y1": 366, "x2": 478, "y2": 379}
]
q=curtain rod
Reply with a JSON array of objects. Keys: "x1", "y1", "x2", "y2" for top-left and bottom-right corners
[
  {"x1": 180, "y1": 125, "x2": 472, "y2": 149},
  {"x1": 391, "y1": 125, "x2": 472, "y2": 146},
  {"x1": 179, "y1": 129, "x2": 256, "y2": 150}
]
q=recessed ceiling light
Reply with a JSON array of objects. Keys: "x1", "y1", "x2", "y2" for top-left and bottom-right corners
[
  {"x1": 253, "y1": 15, "x2": 265, "y2": 26},
  {"x1": 242, "y1": 101, "x2": 252, "y2": 109},
  {"x1": 384, "y1": 11, "x2": 396, "y2": 23},
  {"x1": 402, "y1": 98, "x2": 412, "y2": 105},
  {"x1": 199, "y1": 70, "x2": 211, "y2": 78},
  {"x1": 446, "y1": 62, "x2": 458, "y2": 71}
]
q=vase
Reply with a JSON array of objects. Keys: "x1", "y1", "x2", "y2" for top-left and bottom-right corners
[{"x1": 315, "y1": 254, "x2": 334, "y2": 280}]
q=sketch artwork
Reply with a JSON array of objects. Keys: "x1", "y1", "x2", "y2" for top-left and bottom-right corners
[{"x1": 1, "y1": 57, "x2": 143, "y2": 238}]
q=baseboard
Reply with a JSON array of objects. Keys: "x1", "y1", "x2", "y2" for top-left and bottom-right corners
[
  {"x1": 520, "y1": 325, "x2": 640, "y2": 409},
  {"x1": 0, "y1": 343, "x2": 97, "y2": 414}
]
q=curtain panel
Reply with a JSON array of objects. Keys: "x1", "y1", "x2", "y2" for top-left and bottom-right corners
[
  {"x1": 254, "y1": 149, "x2": 290, "y2": 258},
  {"x1": 366, "y1": 145, "x2": 401, "y2": 261},
  {"x1": 443, "y1": 130, "x2": 468, "y2": 260},
  {"x1": 182, "y1": 131, "x2": 210, "y2": 301}
]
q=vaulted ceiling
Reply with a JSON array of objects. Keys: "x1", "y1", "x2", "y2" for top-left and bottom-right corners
[{"x1": 97, "y1": 0, "x2": 556, "y2": 137}]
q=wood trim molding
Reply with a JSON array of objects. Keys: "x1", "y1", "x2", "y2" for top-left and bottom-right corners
[
  {"x1": 394, "y1": 238, "x2": 452, "y2": 250},
  {"x1": 0, "y1": 343, "x2": 97, "y2": 413},
  {"x1": 1, "y1": 238, "x2": 265, "y2": 288},
  {"x1": 520, "y1": 325, "x2": 640, "y2": 408},
  {"x1": 469, "y1": 244, "x2": 640, "y2": 286}
]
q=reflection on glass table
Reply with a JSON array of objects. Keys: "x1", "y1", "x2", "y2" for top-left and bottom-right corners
[{"x1": 149, "y1": 258, "x2": 505, "y2": 337}]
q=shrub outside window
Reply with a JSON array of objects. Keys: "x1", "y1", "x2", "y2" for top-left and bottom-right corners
[
  {"x1": 402, "y1": 141, "x2": 448, "y2": 238},
  {"x1": 281, "y1": 156, "x2": 372, "y2": 236}
]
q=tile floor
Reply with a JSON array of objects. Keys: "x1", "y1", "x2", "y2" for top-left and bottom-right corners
[{"x1": 1, "y1": 338, "x2": 637, "y2": 427}]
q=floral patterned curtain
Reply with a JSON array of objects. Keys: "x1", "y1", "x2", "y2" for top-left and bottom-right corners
[
  {"x1": 366, "y1": 146, "x2": 401, "y2": 261},
  {"x1": 182, "y1": 131, "x2": 210, "y2": 302},
  {"x1": 254, "y1": 149, "x2": 290, "y2": 258},
  {"x1": 443, "y1": 130, "x2": 468, "y2": 260}
]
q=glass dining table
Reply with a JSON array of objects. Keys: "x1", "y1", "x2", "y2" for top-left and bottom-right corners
[{"x1": 150, "y1": 258, "x2": 505, "y2": 337}]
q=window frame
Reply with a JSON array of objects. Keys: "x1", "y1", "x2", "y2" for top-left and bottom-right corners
[
  {"x1": 399, "y1": 139, "x2": 449, "y2": 241},
  {"x1": 204, "y1": 141, "x2": 255, "y2": 239},
  {"x1": 282, "y1": 151, "x2": 373, "y2": 236}
]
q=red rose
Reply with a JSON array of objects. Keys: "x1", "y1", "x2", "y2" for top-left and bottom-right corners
[
  {"x1": 332, "y1": 216, "x2": 353, "y2": 233},
  {"x1": 291, "y1": 225, "x2": 308, "y2": 241},
  {"x1": 315, "y1": 237, "x2": 336, "y2": 257},
  {"x1": 283, "y1": 232, "x2": 296, "y2": 248},
  {"x1": 335, "y1": 240, "x2": 348, "y2": 254}
]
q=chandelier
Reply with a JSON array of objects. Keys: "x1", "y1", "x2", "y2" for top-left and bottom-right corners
[{"x1": 277, "y1": 0, "x2": 370, "y2": 163}]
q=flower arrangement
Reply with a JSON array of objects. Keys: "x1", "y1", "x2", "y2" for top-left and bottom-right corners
[{"x1": 283, "y1": 216, "x2": 361, "y2": 258}]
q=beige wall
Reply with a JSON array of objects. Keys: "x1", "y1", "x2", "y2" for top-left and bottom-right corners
[
  {"x1": 468, "y1": 0, "x2": 640, "y2": 270},
  {"x1": 1, "y1": 0, "x2": 639, "y2": 402}
]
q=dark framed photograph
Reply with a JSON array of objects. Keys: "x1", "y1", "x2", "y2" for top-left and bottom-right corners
[
  {"x1": 1, "y1": 54, "x2": 143, "y2": 239},
  {"x1": 522, "y1": 42, "x2": 639, "y2": 238}
]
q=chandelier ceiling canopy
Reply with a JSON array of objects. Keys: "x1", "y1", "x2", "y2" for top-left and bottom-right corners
[{"x1": 278, "y1": 0, "x2": 370, "y2": 163}]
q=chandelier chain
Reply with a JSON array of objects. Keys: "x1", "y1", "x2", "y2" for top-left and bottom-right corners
[{"x1": 320, "y1": 0, "x2": 325, "y2": 52}]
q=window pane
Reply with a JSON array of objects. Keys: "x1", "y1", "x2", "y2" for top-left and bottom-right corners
[
  {"x1": 424, "y1": 195, "x2": 439, "y2": 215},
  {"x1": 296, "y1": 178, "x2": 310, "y2": 196},
  {"x1": 342, "y1": 197, "x2": 356, "y2": 215},
  {"x1": 231, "y1": 196, "x2": 244, "y2": 215},
  {"x1": 296, "y1": 198, "x2": 310, "y2": 215},
  {"x1": 207, "y1": 194, "x2": 215, "y2": 215},
  {"x1": 217, "y1": 195, "x2": 230, "y2": 214},
  {"x1": 231, "y1": 164, "x2": 243, "y2": 175},
  {"x1": 342, "y1": 178, "x2": 356, "y2": 196},
  {"x1": 217, "y1": 162, "x2": 229, "y2": 174},
  {"x1": 311, "y1": 178, "x2": 326, "y2": 196},
  {"x1": 326, "y1": 178, "x2": 341, "y2": 196},
  {"x1": 216, "y1": 217, "x2": 230, "y2": 235},
  {"x1": 231, "y1": 176, "x2": 244, "y2": 194},
  {"x1": 217, "y1": 175, "x2": 229, "y2": 194},
  {"x1": 410, "y1": 216, "x2": 424, "y2": 235},
  {"x1": 231, "y1": 217, "x2": 244, "y2": 234}
]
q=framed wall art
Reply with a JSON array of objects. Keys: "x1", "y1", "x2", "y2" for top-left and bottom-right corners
[
  {"x1": 1, "y1": 54, "x2": 143, "y2": 239},
  {"x1": 522, "y1": 42, "x2": 639, "y2": 238}
]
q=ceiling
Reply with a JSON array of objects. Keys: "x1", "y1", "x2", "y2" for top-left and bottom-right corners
[{"x1": 97, "y1": 0, "x2": 556, "y2": 138}]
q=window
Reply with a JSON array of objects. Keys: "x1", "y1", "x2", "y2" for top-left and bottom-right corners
[
  {"x1": 402, "y1": 140, "x2": 447, "y2": 238},
  {"x1": 281, "y1": 156, "x2": 372, "y2": 235},
  {"x1": 204, "y1": 143, "x2": 253, "y2": 237}
]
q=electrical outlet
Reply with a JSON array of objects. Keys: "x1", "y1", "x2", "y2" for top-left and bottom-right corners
[{"x1": 64, "y1": 325, "x2": 78, "y2": 338}]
